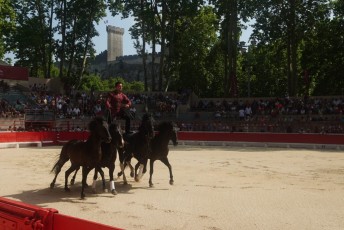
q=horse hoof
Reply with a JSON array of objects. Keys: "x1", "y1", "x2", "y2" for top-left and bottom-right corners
[
  {"x1": 117, "y1": 172, "x2": 123, "y2": 177},
  {"x1": 50, "y1": 183, "x2": 55, "y2": 189},
  {"x1": 112, "y1": 189, "x2": 118, "y2": 195},
  {"x1": 104, "y1": 189, "x2": 108, "y2": 193},
  {"x1": 123, "y1": 181, "x2": 128, "y2": 185},
  {"x1": 70, "y1": 179, "x2": 75, "y2": 185},
  {"x1": 170, "y1": 180, "x2": 174, "y2": 185},
  {"x1": 149, "y1": 183, "x2": 154, "y2": 188},
  {"x1": 81, "y1": 195, "x2": 86, "y2": 199},
  {"x1": 130, "y1": 172, "x2": 134, "y2": 178},
  {"x1": 135, "y1": 177, "x2": 140, "y2": 182}
]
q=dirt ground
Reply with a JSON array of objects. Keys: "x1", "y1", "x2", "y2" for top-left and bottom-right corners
[{"x1": 0, "y1": 145, "x2": 344, "y2": 230}]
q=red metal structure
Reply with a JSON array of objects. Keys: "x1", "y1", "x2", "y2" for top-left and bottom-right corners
[{"x1": 0, "y1": 197, "x2": 123, "y2": 230}]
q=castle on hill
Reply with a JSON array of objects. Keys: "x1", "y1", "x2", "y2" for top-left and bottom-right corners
[{"x1": 89, "y1": 25, "x2": 160, "y2": 87}]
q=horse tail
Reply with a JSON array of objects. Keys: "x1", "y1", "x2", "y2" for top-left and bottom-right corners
[{"x1": 50, "y1": 143, "x2": 70, "y2": 174}]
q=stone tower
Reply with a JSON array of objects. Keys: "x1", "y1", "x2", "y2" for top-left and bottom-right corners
[{"x1": 106, "y1": 25, "x2": 124, "y2": 63}]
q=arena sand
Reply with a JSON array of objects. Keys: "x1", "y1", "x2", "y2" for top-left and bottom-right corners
[{"x1": 0, "y1": 146, "x2": 344, "y2": 230}]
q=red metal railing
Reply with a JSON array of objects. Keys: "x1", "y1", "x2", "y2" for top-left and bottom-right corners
[{"x1": 0, "y1": 197, "x2": 123, "y2": 230}]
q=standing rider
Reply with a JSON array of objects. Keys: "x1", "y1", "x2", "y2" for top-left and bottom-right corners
[{"x1": 105, "y1": 81, "x2": 132, "y2": 133}]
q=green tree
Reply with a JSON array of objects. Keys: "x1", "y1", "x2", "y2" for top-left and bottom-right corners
[
  {"x1": 171, "y1": 6, "x2": 219, "y2": 97},
  {"x1": 250, "y1": 0, "x2": 330, "y2": 96},
  {"x1": 0, "y1": 0, "x2": 16, "y2": 59}
]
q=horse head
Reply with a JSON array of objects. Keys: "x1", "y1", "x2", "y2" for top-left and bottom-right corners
[
  {"x1": 109, "y1": 122, "x2": 124, "y2": 148},
  {"x1": 139, "y1": 113, "x2": 155, "y2": 139},
  {"x1": 89, "y1": 117, "x2": 112, "y2": 143},
  {"x1": 157, "y1": 121, "x2": 178, "y2": 146}
]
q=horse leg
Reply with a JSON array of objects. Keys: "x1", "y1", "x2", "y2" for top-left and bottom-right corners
[
  {"x1": 64, "y1": 165, "x2": 78, "y2": 192},
  {"x1": 119, "y1": 162, "x2": 128, "y2": 185},
  {"x1": 117, "y1": 161, "x2": 126, "y2": 177},
  {"x1": 128, "y1": 161, "x2": 135, "y2": 177},
  {"x1": 149, "y1": 159, "x2": 155, "y2": 187},
  {"x1": 135, "y1": 162, "x2": 145, "y2": 182},
  {"x1": 92, "y1": 166, "x2": 105, "y2": 194},
  {"x1": 99, "y1": 166, "x2": 106, "y2": 193},
  {"x1": 160, "y1": 157, "x2": 174, "y2": 185},
  {"x1": 50, "y1": 158, "x2": 69, "y2": 189},
  {"x1": 70, "y1": 166, "x2": 80, "y2": 185},
  {"x1": 92, "y1": 168, "x2": 98, "y2": 193},
  {"x1": 81, "y1": 166, "x2": 93, "y2": 199},
  {"x1": 50, "y1": 164, "x2": 61, "y2": 189},
  {"x1": 108, "y1": 164, "x2": 117, "y2": 195}
]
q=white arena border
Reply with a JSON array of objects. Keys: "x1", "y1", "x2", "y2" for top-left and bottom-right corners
[
  {"x1": 0, "y1": 141, "x2": 53, "y2": 149},
  {"x1": 179, "y1": 140, "x2": 344, "y2": 150}
]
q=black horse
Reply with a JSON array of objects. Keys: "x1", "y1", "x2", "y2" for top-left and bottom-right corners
[
  {"x1": 91, "y1": 122, "x2": 124, "y2": 195},
  {"x1": 68, "y1": 122, "x2": 124, "y2": 195},
  {"x1": 118, "y1": 113, "x2": 155, "y2": 184},
  {"x1": 50, "y1": 117, "x2": 111, "y2": 199},
  {"x1": 148, "y1": 121, "x2": 178, "y2": 187}
]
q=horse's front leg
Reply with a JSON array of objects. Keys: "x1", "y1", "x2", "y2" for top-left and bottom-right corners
[
  {"x1": 81, "y1": 166, "x2": 92, "y2": 199},
  {"x1": 119, "y1": 162, "x2": 128, "y2": 185},
  {"x1": 91, "y1": 166, "x2": 105, "y2": 193},
  {"x1": 128, "y1": 162, "x2": 135, "y2": 178},
  {"x1": 108, "y1": 164, "x2": 117, "y2": 195},
  {"x1": 135, "y1": 161, "x2": 145, "y2": 182},
  {"x1": 160, "y1": 157, "x2": 174, "y2": 185},
  {"x1": 98, "y1": 167, "x2": 106, "y2": 192}
]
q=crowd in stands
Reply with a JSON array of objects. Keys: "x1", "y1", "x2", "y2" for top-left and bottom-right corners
[
  {"x1": 26, "y1": 84, "x2": 187, "y2": 121},
  {"x1": 184, "y1": 96, "x2": 344, "y2": 133},
  {"x1": 0, "y1": 99, "x2": 21, "y2": 118},
  {"x1": 1, "y1": 81, "x2": 343, "y2": 133},
  {"x1": 0, "y1": 81, "x2": 22, "y2": 118}
]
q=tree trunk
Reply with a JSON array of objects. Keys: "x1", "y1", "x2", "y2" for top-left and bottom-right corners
[
  {"x1": 141, "y1": 0, "x2": 148, "y2": 91},
  {"x1": 59, "y1": 0, "x2": 67, "y2": 79}
]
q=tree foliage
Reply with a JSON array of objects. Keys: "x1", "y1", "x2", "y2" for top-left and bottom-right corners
[{"x1": 1, "y1": 0, "x2": 343, "y2": 96}]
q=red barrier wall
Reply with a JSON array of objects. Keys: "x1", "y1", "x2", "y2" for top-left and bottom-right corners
[
  {"x1": 0, "y1": 131, "x2": 343, "y2": 145},
  {"x1": 0, "y1": 131, "x2": 89, "y2": 144}
]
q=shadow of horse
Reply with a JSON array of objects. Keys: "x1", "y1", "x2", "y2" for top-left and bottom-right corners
[{"x1": 49, "y1": 117, "x2": 111, "y2": 199}]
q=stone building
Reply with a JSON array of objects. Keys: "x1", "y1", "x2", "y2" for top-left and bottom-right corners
[
  {"x1": 106, "y1": 25, "x2": 124, "y2": 63},
  {"x1": 89, "y1": 25, "x2": 161, "y2": 90}
]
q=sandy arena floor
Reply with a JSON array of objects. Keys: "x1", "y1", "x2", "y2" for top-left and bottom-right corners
[{"x1": 0, "y1": 145, "x2": 344, "y2": 230}]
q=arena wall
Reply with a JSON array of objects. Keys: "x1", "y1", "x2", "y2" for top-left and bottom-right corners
[{"x1": 0, "y1": 131, "x2": 343, "y2": 149}]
